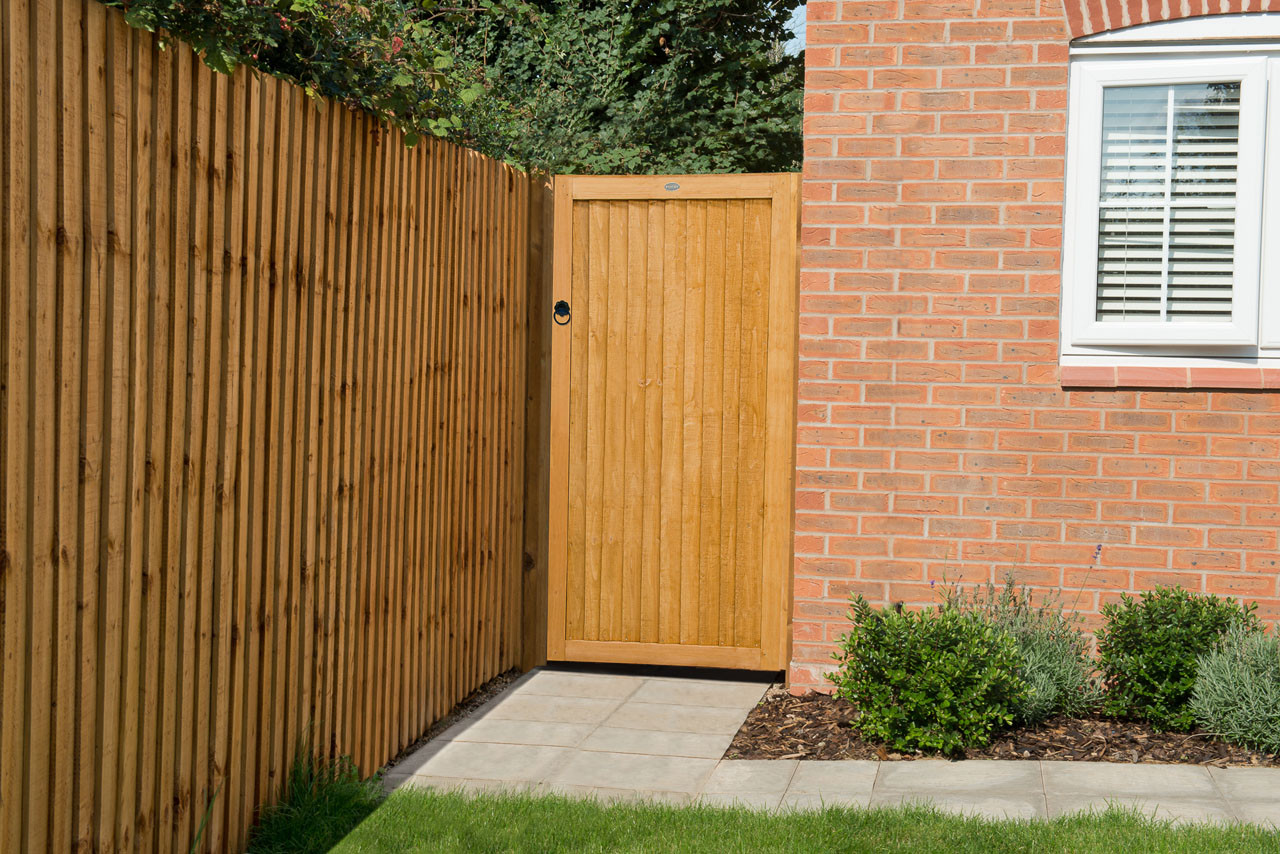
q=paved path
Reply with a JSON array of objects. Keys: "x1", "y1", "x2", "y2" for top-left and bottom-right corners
[{"x1": 383, "y1": 667, "x2": 1280, "y2": 825}]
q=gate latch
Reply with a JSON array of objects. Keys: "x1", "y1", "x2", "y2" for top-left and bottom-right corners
[{"x1": 553, "y1": 300, "x2": 572, "y2": 325}]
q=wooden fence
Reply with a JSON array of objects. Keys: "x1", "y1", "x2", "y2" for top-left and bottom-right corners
[{"x1": 0, "y1": 0, "x2": 545, "y2": 851}]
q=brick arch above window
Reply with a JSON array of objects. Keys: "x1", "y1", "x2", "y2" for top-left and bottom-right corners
[{"x1": 1064, "y1": 0, "x2": 1280, "y2": 40}]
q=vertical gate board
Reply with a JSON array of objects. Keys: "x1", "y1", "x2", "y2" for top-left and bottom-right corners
[
  {"x1": 641, "y1": 202, "x2": 664, "y2": 646},
  {"x1": 762, "y1": 182, "x2": 800, "y2": 668},
  {"x1": 548, "y1": 175, "x2": 799, "y2": 671},
  {"x1": 658, "y1": 202, "x2": 685, "y2": 648},
  {"x1": 738, "y1": 199, "x2": 772, "y2": 652}
]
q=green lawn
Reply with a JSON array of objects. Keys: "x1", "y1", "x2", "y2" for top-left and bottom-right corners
[{"x1": 333, "y1": 789, "x2": 1279, "y2": 853}]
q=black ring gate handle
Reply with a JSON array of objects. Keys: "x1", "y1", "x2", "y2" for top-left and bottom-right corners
[{"x1": 553, "y1": 300, "x2": 571, "y2": 325}]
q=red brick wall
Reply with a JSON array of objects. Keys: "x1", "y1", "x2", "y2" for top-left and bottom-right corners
[
  {"x1": 793, "y1": 0, "x2": 1280, "y2": 689},
  {"x1": 1062, "y1": 0, "x2": 1280, "y2": 39}
]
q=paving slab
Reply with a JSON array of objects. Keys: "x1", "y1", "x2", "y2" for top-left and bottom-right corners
[
  {"x1": 395, "y1": 776, "x2": 541, "y2": 796},
  {"x1": 1207, "y1": 766, "x2": 1280, "y2": 800},
  {"x1": 698, "y1": 792, "x2": 786, "y2": 810},
  {"x1": 408, "y1": 741, "x2": 574, "y2": 783},
  {"x1": 388, "y1": 740, "x2": 448, "y2": 777},
  {"x1": 871, "y1": 791, "x2": 1046, "y2": 820},
  {"x1": 1231, "y1": 801, "x2": 1280, "y2": 828},
  {"x1": 515, "y1": 670, "x2": 645, "y2": 700},
  {"x1": 703, "y1": 760, "x2": 798, "y2": 795},
  {"x1": 1047, "y1": 794, "x2": 1236, "y2": 825},
  {"x1": 1041, "y1": 761, "x2": 1217, "y2": 797},
  {"x1": 548, "y1": 750, "x2": 718, "y2": 794},
  {"x1": 604, "y1": 701, "x2": 750, "y2": 735},
  {"x1": 486, "y1": 693, "x2": 623, "y2": 725},
  {"x1": 787, "y1": 761, "x2": 879, "y2": 797},
  {"x1": 630, "y1": 679, "x2": 770, "y2": 709},
  {"x1": 580, "y1": 726, "x2": 734, "y2": 759},
  {"x1": 875, "y1": 760, "x2": 1041, "y2": 795},
  {"x1": 449, "y1": 718, "x2": 594, "y2": 748},
  {"x1": 542, "y1": 783, "x2": 695, "y2": 806},
  {"x1": 781, "y1": 791, "x2": 872, "y2": 810},
  {"x1": 383, "y1": 668, "x2": 1280, "y2": 828}
]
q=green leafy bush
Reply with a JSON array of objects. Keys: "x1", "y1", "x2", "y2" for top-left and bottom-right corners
[
  {"x1": 826, "y1": 597, "x2": 1028, "y2": 757},
  {"x1": 1190, "y1": 627, "x2": 1280, "y2": 754},
  {"x1": 1097, "y1": 586, "x2": 1261, "y2": 731},
  {"x1": 944, "y1": 578, "x2": 1101, "y2": 724}
]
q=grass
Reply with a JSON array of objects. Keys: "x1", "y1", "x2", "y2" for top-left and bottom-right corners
[
  {"x1": 246, "y1": 752, "x2": 384, "y2": 854},
  {"x1": 333, "y1": 788, "x2": 1280, "y2": 853}
]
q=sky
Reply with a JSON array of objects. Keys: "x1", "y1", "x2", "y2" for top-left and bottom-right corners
[{"x1": 786, "y1": 5, "x2": 807, "y2": 55}]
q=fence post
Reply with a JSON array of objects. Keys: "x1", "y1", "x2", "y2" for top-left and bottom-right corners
[{"x1": 521, "y1": 177, "x2": 554, "y2": 672}]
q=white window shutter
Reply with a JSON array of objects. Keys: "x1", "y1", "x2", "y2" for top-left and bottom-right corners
[
  {"x1": 1066, "y1": 57, "x2": 1265, "y2": 348},
  {"x1": 1096, "y1": 82, "x2": 1239, "y2": 324}
]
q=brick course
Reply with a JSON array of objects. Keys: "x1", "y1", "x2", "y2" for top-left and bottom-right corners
[{"x1": 793, "y1": 0, "x2": 1280, "y2": 689}]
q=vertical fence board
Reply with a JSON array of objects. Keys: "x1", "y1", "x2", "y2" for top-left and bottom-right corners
[
  {"x1": 75, "y1": 6, "x2": 108, "y2": 847},
  {"x1": 27, "y1": 0, "x2": 60, "y2": 848},
  {"x1": 1, "y1": 2, "x2": 538, "y2": 850},
  {"x1": 155, "y1": 46, "x2": 190, "y2": 854},
  {"x1": 97, "y1": 15, "x2": 134, "y2": 849},
  {"x1": 0, "y1": 2, "x2": 33, "y2": 851},
  {"x1": 118, "y1": 30, "x2": 152, "y2": 852},
  {"x1": 52, "y1": 2, "x2": 86, "y2": 849}
]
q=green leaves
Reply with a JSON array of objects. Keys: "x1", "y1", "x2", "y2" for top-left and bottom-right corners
[
  {"x1": 199, "y1": 42, "x2": 240, "y2": 76},
  {"x1": 104, "y1": 0, "x2": 514, "y2": 147},
  {"x1": 827, "y1": 598, "x2": 1029, "y2": 757},
  {"x1": 1190, "y1": 627, "x2": 1280, "y2": 754},
  {"x1": 105, "y1": 0, "x2": 799, "y2": 162},
  {"x1": 442, "y1": 0, "x2": 803, "y2": 174},
  {"x1": 1098, "y1": 586, "x2": 1262, "y2": 731},
  {"x1": 121, "y1": 4, "x2": 158, "y2": 31},
  {"x1": 943, "y1": 577, "x2": 1102, "y2": 724}
]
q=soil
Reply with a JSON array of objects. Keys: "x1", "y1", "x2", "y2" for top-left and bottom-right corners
[{"x1": 725, "y1": 689, "x2": 1280, "y2": 768}]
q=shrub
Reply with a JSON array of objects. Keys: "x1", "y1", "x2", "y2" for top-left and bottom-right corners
[
  {"x1": 944, "y1": 578, "x2": 1101, "y2": 724},
  {"x1": 1191, "y1": 627, "x2": 1280, "y2": 754},
  {"x1": 248, "y1": 751, "x2": 383, "y2": 854},
  {"x1": 826, "y1": 597, "x2": 1028, "y2": 757},
  {"x1": 1097, "y1": 586, "x2": 1261, "y2": 731}
]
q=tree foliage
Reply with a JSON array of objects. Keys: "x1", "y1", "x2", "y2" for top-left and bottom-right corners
[
  {"x1": 106, "y1": 0, "x2": 804, "y2": 172},
  {"x1": 106, "y1": 0, "x2": 521, "y2": 144},
  {"x1": 444, "y1": 0, "x2": 805, "y2": 173}
]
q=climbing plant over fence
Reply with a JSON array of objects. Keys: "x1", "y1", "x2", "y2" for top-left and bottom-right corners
[{"x1": 0, "y1": 0, "x2": 545, "y2": 851}]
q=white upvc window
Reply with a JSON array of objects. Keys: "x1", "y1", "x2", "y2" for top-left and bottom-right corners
[{"x1": 1063, "y1": 16, "x2": 1280, "y2": 366}]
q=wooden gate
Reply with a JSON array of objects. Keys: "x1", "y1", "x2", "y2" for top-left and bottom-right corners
[{"x1": 547, "y1": 175, "x2": 799, "y2": 671}]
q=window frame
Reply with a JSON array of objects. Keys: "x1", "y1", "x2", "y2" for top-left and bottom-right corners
[
  {"x1": 1062, "y1": 54, "x2": 1268, "y2": 351},
  {"x1": 1264, "y1": 63, "x2": 1280, "y2": 351}
]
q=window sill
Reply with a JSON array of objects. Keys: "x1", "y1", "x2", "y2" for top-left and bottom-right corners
[{"x1": 1060, "y1": 363, "x2": 1280, "y2": 390}]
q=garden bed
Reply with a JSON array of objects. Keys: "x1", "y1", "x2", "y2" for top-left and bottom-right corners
[{"x1": 725, "y1": 690, "x2": 1280, "y2": 768}]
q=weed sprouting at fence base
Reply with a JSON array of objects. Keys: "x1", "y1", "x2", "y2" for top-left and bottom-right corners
[{"x1": 247, "y1": 752, "x2": 384, "y2": 854}]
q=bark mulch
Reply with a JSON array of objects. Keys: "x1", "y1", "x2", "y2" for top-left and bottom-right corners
[{"x1": 725, "y1": 689, "x2": 1280, "y2": 767}]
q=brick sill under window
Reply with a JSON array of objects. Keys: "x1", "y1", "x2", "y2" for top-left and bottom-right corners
[{"x1": 1060, "y1": 363, "x2": 1280, "y2": 390}]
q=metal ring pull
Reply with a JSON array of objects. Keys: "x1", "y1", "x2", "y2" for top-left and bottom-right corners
[{"x1": 553, "y1": 300, "x2": 571, "y2": 326}]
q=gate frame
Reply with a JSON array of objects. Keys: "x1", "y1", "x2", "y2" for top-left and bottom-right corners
[{"x1": 545, "y1": 174, "x2": 800, "y2": 671}]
